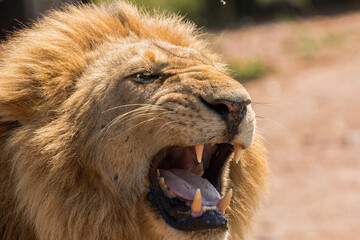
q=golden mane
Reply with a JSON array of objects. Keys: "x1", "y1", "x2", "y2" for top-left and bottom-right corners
[
  {"x1": 0, "y1": 2, "x2": 268, "y2": 240},
  {"x1": 0, "y1": 2, "x2": 220, "y2": 127}
]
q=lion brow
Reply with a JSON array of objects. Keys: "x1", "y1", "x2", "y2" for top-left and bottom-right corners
[
  {"x1": 153, "y1": 42, "x2": 210, "y2": 64},
  {"x1": 153, "y1": 43, "x2": 186, "y2": 59}
]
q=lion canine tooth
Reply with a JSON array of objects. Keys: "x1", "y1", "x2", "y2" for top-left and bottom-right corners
[
  {"x1": 218, "y1": 189, "x2": 233, "y2": 214},
  {"x1": 191, "y1": 189, "x2": 202, "y2": 214},
  {"x1": 195, "y1": 144, "x2": 204, "y2": 163},
  {"x1": 234, "y1": 145, "x2": 242, "y2": 164}
]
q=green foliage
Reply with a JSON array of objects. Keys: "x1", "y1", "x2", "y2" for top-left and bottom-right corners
[
  {"x1": 227, "y1": 60, "x2": 271, "y2": 82},
  {"x1": 132, "y1": 0, "x2": 205, "y2": 14},
  {"x1": 93, "y1": 0, "x2": 207, "y2": 25}
]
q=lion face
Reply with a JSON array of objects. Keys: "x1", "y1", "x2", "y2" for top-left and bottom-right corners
[
  {"x1": 77, "y1": 39, "x2": 255, "y2": 238},
  {"x1": 0, "y1": 3, "x2": 266, "y2": 240}
]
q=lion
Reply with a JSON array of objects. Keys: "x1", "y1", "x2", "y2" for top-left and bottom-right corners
[{"x1": 0, "y1": 2, "x2": 268, "y2": 240}]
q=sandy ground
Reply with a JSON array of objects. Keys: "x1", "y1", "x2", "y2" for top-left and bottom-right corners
[{"x1": 219, "y1": 11, "x2": 360, "y2": 240}]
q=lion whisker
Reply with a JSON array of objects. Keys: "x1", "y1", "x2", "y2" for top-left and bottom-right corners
[
  {"x1": 117, "y1": 116, "x2": 170, "y2": 138},
  {"x1": 155, "y1": 121, "x2": 185, "y2": 144},
  {"x1": 251, "y1": 101, "x2": 272, "y2": 105},
  {"x1": 154, "y1": 120, "x2": 182, "y2": 137},
  {"x1": 99, "y1": 107, "x2": 174, "y2": 144},
  {"x1": 102, "y1": 104, "x2": 165, "y2": 113},
  {"x1": 108, "y1": 112, "x2": 171, "y2": 131},
  {"x1": 104, "y1": 106, "x2": 165, "y2": 130},
  {"x1": 256, "y1": 115, "x2": 289, "y2": 132}
]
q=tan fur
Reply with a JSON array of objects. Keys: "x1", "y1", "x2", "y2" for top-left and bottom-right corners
[{"x1": 0, "y1": 2, "x2": 268, "y2": 239}]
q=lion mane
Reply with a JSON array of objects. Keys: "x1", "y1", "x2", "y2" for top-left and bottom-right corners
[{"x1": 0, "y1": 2, "x2": 268, "y2": 240}]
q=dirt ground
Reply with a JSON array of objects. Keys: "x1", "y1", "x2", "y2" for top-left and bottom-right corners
[{"x1": 219, "y1": 11, "x2": 360, "y2": 240}]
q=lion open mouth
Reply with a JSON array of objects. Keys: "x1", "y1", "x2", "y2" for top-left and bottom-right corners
[{"x1": 148, "y1": 143, "x2": 242, "y2": 231}]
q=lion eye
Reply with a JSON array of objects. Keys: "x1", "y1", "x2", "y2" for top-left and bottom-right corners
[{"x1": 132, "y1": 72, "x2": 159, "y2": 84}]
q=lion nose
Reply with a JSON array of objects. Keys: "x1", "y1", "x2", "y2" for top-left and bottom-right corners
[{"x1": 201, "y1": 97, "x2": 251, "y2": 139}]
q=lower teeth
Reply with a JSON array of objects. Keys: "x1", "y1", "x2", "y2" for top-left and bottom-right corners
[{"x1": 202, "y1": 206, "x2": 218, "y2": 211}]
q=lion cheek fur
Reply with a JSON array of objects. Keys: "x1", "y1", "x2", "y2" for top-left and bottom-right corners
[{"x1": 0, "y1": 2, "x2": 268, "y2": 240}]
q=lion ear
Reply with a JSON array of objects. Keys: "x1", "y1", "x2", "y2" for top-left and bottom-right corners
[
  {"x1": 0, "y1": 84, "x2": 37, "y2": 127},
  {"x1": 0, "y1": 98, "x2": 34, "y2": 137},
  {"x1": 0, "y1": 102, "x2": 32, "y2": 124}
]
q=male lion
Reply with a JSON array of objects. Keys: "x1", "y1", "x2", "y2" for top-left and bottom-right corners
[{"x1": 0, "y1": 2, "x2": 268, "y2": 240}]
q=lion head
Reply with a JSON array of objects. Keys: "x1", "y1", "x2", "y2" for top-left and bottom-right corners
[{"x1": 0, "y1": 2, "x2": 268, "y2": 240}]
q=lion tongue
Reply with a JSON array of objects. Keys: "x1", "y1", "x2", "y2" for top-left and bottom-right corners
[{"x1": 160, "y1": 169, "x2": 221, "y2": 206}]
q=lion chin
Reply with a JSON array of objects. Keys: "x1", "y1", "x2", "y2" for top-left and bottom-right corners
[{"x1": 0, "y1": 2, "x2": 268, "y2": 240}]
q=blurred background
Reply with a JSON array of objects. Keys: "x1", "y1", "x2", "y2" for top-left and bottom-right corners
[{"x1": 1, "y1": 0, "x2": 359, "y2": 239}]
